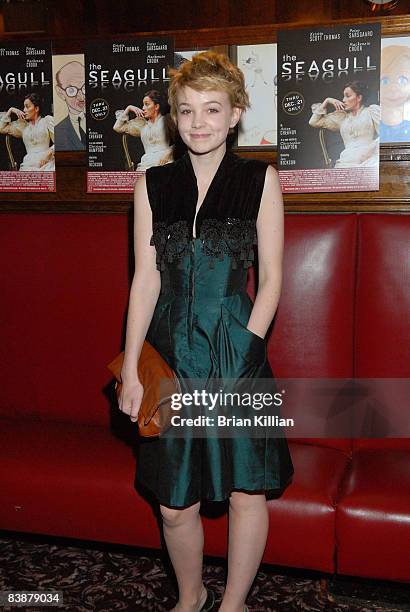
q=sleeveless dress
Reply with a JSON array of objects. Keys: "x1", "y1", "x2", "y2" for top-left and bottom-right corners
[{"x1": 136, "y1": 150, "x2": 294, "y2": 508}]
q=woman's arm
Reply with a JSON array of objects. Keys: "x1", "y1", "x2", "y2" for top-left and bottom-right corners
[
  {"x1": 0, "y1": 108, "x2": 26, "y2": 138},
  {"x1": 368, "y1": 104, "x2": 381, "y2": 136},
  {"x1": 118, "y1": 174, "x2": 161, "y2": 422},
  {"x1": 246, "y1": 165, "x2": 284, "y2": 339},
  {"x1": 39, "y1": 115, "x2": 55, "y2": 167},
  {"x1": 309, "y1": 99, "x2": 345, "y2": 131},
  {"x1": 113, "y1": 106, "x2": 145, "y2": 137}
]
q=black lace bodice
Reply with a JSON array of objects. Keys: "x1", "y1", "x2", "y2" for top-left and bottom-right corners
[
  {"x1": 150, "y1": 217, "x2": 258, "y2": 271},
  {"x1": 146, "y1": 150, "x2": 269, "y2": 271}
]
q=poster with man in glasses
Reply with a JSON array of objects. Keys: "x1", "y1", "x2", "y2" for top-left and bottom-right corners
[{"x1": 53, "y1": 54, "x2": 86, "y2": 151}]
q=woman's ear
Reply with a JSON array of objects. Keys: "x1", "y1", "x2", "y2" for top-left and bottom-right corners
[{"x1": 230, "y1": 107, "x2": 242, "y2": 128}]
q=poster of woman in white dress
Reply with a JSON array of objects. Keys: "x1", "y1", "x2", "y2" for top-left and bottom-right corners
[
  {"x1": 85, "y1": 37, "x2": 174, "y2": 193},
  {"x1": 113, "y1": 89, "x2": 174, "y2": 170},
  {"x1": 277, "y1": 23, "x2": 381, "y2": 193},
  {"x1": 308, "y1": 80, "x2": 380, "y2": 167},
  {"x1": 0, "y1": 41, "x2": 55, "y2": 192}
]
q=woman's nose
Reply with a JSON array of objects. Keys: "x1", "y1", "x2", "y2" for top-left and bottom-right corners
[{"x1": 191, "y1": 112, "x2": 204, "y2": 128}]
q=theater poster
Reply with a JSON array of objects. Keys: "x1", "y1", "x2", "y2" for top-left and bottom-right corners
[
  {"x1": 53, "y1": 54, "x2": 86, "y2": 152},
  {"x1": 85, "y1": 37, "x2": 174, "y2": 193},
  {"x1": 277, "y1": 23, "x2": 381, "y2": 193},
  {"x1": 0, "y1": 41, "x2": 55, "y2": 193}
]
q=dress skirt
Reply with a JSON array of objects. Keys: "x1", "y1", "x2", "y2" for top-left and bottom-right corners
[{"x1": 136, "y1": 238, "x2": 294, "y2": 508}]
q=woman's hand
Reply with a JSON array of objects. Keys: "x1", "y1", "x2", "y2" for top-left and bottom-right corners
[
  {"x1": 159, "y1": 151, "x2": 173, "y2": 165},
  {"x1": 124, "y1": 105, "x2": 144, "y2": 118},
  {"x1": 39, "y1": 146, "x2": 54, "y2": 168},
  {"x1": 322, "y1": 97, "x2": 345, "y2": 112},
  {"x1": 8, "y1": 107, "x2": 25, "y2": 120},
  {"x1": 359, "y1": 139, "x2": 378, "y2": 164},
  {"x1": 117, "y1": 377, "x2": 144, "y2": 423}
]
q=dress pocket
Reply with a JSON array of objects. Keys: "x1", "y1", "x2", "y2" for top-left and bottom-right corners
[
  {"x1": 218, "y1": 302, "x2": 266, "y2": 372},
  {"x1": 146, "y1": 299, "x2": 172, "y2": 357}
]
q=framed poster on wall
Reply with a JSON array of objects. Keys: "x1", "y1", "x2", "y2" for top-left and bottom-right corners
[
  {"x1": 53, "y1": 54, "x2": 86, "y2": 152},
  {"x1": 85, "y1": 37, "x2": 174, "y2": 193},
  {"x1": 380, "y1": 36, "x2": 410, "y2": 145},
  {"x1": 231, "y1": 43, "x2": 277, "y2": 149},
  {"x1": 0, "y1": 41, "x2": 55, "y2": 192},
  {"x1": 277, "y1": 23, "x2": 381, "y2": 193}
]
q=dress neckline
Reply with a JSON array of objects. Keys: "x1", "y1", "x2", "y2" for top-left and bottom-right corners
[{"x1": 183, "y1": 149, "x2": 234, "y2": 239}]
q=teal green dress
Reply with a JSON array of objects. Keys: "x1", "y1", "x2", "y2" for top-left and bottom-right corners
[{"x1": 136, "y1": 150, "x2": 294, "y2": 508}]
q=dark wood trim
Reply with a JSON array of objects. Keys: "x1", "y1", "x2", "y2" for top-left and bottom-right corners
[
  {"x1": 1, "y1": 15, "x2": 410, "y2": 213},
  {"x1": 1, "y1": 14, "x2": 409, "y2": 50},
  {"x1": 1, "y1": 158, "x2": 410, "y2": 213}
]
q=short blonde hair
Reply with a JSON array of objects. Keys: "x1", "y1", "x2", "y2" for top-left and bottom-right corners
[{"x1": 168, "y1": 51, "x2": 250, "y2": 120}]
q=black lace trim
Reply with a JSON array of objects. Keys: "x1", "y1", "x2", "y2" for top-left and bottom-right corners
[
  {"x1": 150, "y1": 220, "x2": 191, "y2": 271},
  {"x1": 150, "y1": 218, "x2": 257, "y2": 271}
]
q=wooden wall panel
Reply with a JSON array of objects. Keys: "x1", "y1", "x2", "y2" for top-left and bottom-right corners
[
  {"x1": 274, "y1": 0, "x2": 332, "y2": 25},
  {"x1": 3, "y1": 0, "x2": 410, "y2": 37},
  {"x1": 1, "y1": 7, "x2": 410, "y2": 211}
]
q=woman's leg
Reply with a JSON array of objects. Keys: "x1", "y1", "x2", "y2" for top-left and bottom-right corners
[
  {"x1": 160, "y1": 501, "x2": 208, "y2": 612},
  {"x1": 219, "y1": 492, "x2": 269, "y2": 612}
]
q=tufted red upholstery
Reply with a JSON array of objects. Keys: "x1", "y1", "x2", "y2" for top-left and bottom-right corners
[
  {"x1": 335, "y1": 214, "x2": 410, "y2": 582},
  {"x1": 0, "y1": 213, "x2": 130, "y2": 426},
  {"x1": 0, "y1": 211, "x2": 409, "y2": 582},
  {"x1": 270, "y1": 214, "x2": 356, "y2": 455},
  {"x1": 355, "y1": 214, "x2": 410, "y2": 378},
  {"x1": 270, "y1": 214, "x2": 356, "y2": 379},
  {"x1": 336, "y1": 449, "x2": 410, "y2": 582}
]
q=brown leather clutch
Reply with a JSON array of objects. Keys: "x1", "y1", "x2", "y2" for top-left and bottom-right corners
[{"x1": 107, "y1": 340, "x2": 180, "y2": 437}]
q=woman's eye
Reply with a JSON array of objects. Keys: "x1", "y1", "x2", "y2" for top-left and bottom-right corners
[
  {"x1": 208, "y1": 108, "x2": 219, "y2": 113},
  {"x1": 180, "y1": 109, "x2": 191, "y2": 115},
  {"x1": 381, "y1": 76, "x2": 390, "y2": 86},
  {"x1": 398, "y1": 75, "x2": 409, "y2": 86}
]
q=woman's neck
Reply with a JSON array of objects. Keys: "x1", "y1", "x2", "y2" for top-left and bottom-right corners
[
  {"x1": 188, "y1": 144, "x2": 227, "y2": 183},
  {"x1": 351, "y1": 105, "x2": 363, "y2": 117}
]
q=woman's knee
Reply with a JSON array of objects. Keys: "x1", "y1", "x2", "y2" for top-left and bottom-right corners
[
  {"x1": 160, "y1": 501, "x2": 201, "y2": 526},
  {"x1": 229, "y1": 490, "x2": 267, "y2": 512}
]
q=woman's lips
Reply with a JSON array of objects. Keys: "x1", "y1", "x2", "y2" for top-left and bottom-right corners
[{"x1": 190, "y1": 133, "x2": 210, "y2": 138}]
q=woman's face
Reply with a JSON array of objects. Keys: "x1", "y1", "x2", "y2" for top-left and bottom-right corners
[
  {"x1": 380, "y1": 56, "x2": 410, "y2": 105},
  {"x1": 175, "y1": 86, "x2": 241, "y2": 156},
  {"x1": 143, "y1": 96, "x2": 160, "y2": 120},
  {"x1": 342, "y1": 87, "x2": 362, "y2": 112},
  {"x1": 23, "y1": 98, "x2": 40, "y2": 122}
]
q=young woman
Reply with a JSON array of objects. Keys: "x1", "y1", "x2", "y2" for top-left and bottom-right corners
[
  {"x1": 309, "y1": 80, "x2": 380, "y2": 167},
  {"x1": 113, "y1": 89, "x2": 174, "y2": 170},
  {"x1": 118, "y1": 52, "x2": 294, "y2": 612},
  {"x1": 0, "y1": 92, "x2": 54, "y2": 171}
]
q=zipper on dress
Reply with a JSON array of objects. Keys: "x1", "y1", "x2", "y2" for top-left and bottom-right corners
[{"x1": 189, "y1": 240, "x2": 195, "y2": 342}]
